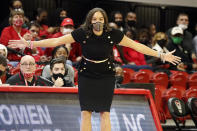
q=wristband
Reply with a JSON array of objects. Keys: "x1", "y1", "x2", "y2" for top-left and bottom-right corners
[
  {"x1": 157, "y1": 51, "x2": 161, "y2": 58},
  {"x1": 27, "y1": 41, "x2": 33, "y2": 49},
  {"x1": 30, "y1": 41, "x2": 34, "y2": 49}
]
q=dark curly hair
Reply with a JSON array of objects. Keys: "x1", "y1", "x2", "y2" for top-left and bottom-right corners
[{"x1": 81, "y1": 7, "x2": 111, "y2": 36}]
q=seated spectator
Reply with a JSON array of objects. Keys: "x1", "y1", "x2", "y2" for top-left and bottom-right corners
[
  {"x1": 48, "y1": 57, "x2": 74, "y2": 87},
  {"x1": 0, "y1": 55, "x2": 11, "y2": 84},
  {"x1": 151, "y1": 32, "x2": 170, "y2": 66},
  {"x1": 42, "y1": 46, "x2": 74, "y2": 85},
  {"x1": 150, "y1": 32, "x2": 172, "y2": 75},
  {"x1": 0, "y1": 0, "x2": 26, "y2": 34},
  {"x1": 32, "y1": 8, "x2": 50, "y2": 39},
  {"x1": 6, "y1": 55, "x2": 53, "y2": 86},
  {"x1": 0, "y1": 44, "x2": 8, "y2": 59},
  {"x1": 45, "y1": 17, "x2": 82, "y2": 65},
  {"x1": 122, "y1": 29, "x2": 152, "y2": 71},
  {"x1": 149, "y1": 24, "x2": 157, "y2": 42},
  {"x1": 167, "y1": 26, "x2": 197, "y2": 73},
  {"x1": 49, "y1": 8, "x2": 68, "y2": 31},
  {"x1": 0, "y1": 9, "x2": 30, "y2": 65},
  {"x1": 110, "y1": 11, "x2": 125, "y2": 32},
  {"x1": 25, "y1": 22, "x2": 45, "y2": 63}
]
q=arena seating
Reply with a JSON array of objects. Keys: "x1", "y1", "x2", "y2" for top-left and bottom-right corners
[
  {"x1": 122, "y1": 68, "x2": 134, "y2": 84},
  {"x1": 6, "y1": 65, "x2": 197, "y2": 125},
  {"x1": 139, "y1": 69, "x2": 154, "y2": 79},
  {"x1": 169, "y1": 72, "x2": 188, "y2": 96},
  {"x1": 162, "y1": 88, "x2": 182, "y2": 119},
  {"x1": 188, "y1": 73, "x2": 197, "y2": 89},
  {"x1": 132, "y1": 71, "x2": 150, "y2": 83}
]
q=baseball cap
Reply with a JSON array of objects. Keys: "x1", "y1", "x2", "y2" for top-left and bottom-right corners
[
  {"x1": 61, "y1": 18, "x2": 74, "y2": 26},
  {"x1": 171, "y1": 26, "x2": 183, "y2": 35}
]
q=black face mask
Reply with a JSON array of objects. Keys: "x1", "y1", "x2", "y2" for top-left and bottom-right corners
[
  {"x1": 52, "y1": 73, "x2": 64, "y2": 80},
  {"x1": 157, "y1": 39, "x2": 167, "y2": 47},
  {"x1": 115, "y1": 21, "x2": 124, "y2": 27},
  {"x1": 139, "y1": 39, "x2": 149, "y2": 45},
  {"x1": 127, "y1": 20, "x2": 136, "y2": 27},
  {"x1": 40, "y1": 19, "x2": 48, "y2": 25},
  {"x1": 60, "y1": 16, "x2": 67, "y2": 22},
  {"x1": 0, "y1": 70, "x2": 5, "y2": 76}
]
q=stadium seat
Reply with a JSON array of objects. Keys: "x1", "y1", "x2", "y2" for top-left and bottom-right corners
[
  {"x1": 168, "y1": 97, "x2": 188, "y2": 130},
  {"x1": 169, "y1": 72, "x2": 188, "y2": 96},
  {"x1": 182, "y1": 88, "x2": 197, "y2": 102},
  {"x1": 162, "y1": 88, "x2": 182, "y2": 119},
  {"x1": 151, "y1": 72, "x2": 169, "y2": 95},
  {"x1": 139, "y1": 69, "x2": 154, "y2": 79},
  {"x1": 122, "y1": 68, "x2": 135, "y2": 84},
  {"x1": 188, "y1": 73, "x2": 197, "y2": 89},
  {"x1": 132, "y1": 71, "x2": 149, "y2": 83},
  {"x1": 170, "y1": 70, "x2": 189, "y2": 81},
  {"x1": 154, "y1": 87, "x2": 166, "y2": 123},
  {"x1": 186, "y1": 97, "x2": 197, "y2": 127}
]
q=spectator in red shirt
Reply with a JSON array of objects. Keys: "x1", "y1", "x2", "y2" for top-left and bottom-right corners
[
  {"x1": 32, "y1": 8, "x2": 49, "y2": 39},
  {"x1": 44, "y1": 18, "x2": 82, "y2": 65},
  {"x1": 0, "y1": 9, "x2": 30, "y2": 65},
  {"x1": 25, "y1": 22, "x2": 44, "y2": 63},
  {"x1": 122, "y1": 29, "x2": 152, "y2": 71}
]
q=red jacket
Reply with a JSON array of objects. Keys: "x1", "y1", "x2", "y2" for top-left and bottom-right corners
[
  {"x1": 39, "y1": 24, "x2": 49, "y2": 39},
  {"x1": 0, "y1": 26, "x2": 29, "y2": 61},
  {"x1": 123, "y1": 45, "x2": 147, "y2": 66},
  {"x1": 113, "y1": 46, "x2": 123, "y2": 64}
]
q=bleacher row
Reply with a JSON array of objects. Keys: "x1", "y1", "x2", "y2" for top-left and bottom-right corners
[
  {"x1": 122, "y1": 68, "x2": 197, "y2": 124},
  {"x1": 7, "y1": 63, "x2": 197, "y2": 125}
]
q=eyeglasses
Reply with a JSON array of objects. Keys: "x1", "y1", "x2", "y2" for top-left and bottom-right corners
[{"x1": 20, "y1": 63, "x2": 35, "y2": 67}]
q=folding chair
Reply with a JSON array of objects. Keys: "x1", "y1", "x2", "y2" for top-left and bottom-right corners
[
  {"x1": 168, "y1": 97, "x2": 188, "y2": 131},
  {"x1": 187, "y1": 97, "x2": 197, "y2": 127}
]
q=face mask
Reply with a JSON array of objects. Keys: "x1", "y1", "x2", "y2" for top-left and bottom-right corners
[
  {"x1": 115, "y1": 21, "x2": 123, "y2": 27},
  {"x1": 139, "y1": 39, "x2": 149, "y2": 45},
  {"x1": 172, "y1": 37, "x2": 183, "y2": 44},
  {"x1": 178, "y1": 24, "x2": 188, "y2": 30},
  {"x1": 127, "y1": 20, "x2": 136, "y2": 27},
  {"x1": 53, "y1": 73, "x2": 64, "y2": 80},
  {"x1": 40, "y1": 19, "x2": 48, "y2": 25},
  {"x1": 60, "y1": 16, "x2": 66, "y2": 22},
  {"x1": 13, "y1": 19, "x2": 23, "y2": 27},
  {"x1": 62, "y1": 28, "x2": 73, "y2": 35},
  {"x1": 157, "y1": 39, "x2": 167, "y2": 47},
  {"x1": 0, "y1": 70, "x2": 5, "y2": 76},
  {"x1": 22, "y1": 72, "x2": 34, "y2": 79},
  {"x1": 92, "y1": 22, "x2": 104, "y2": 32}
]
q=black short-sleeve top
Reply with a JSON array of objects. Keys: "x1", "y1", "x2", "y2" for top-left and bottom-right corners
[{"x1": 71, "y1": 28, "x2": 124, "y2": 60}]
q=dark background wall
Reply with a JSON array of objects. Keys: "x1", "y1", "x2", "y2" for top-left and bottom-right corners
[{"x1": 1, "y1": 0, "x2": 197, "y2": 35}]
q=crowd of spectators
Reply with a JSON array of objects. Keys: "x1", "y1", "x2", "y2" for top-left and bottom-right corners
[{"x1": 0, "y1": 0, "x2": 197, "y2": 87}]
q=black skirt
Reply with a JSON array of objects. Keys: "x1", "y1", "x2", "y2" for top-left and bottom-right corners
[{"x1": 77, "y1": 58, "x2": 116, "y2": 112}]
